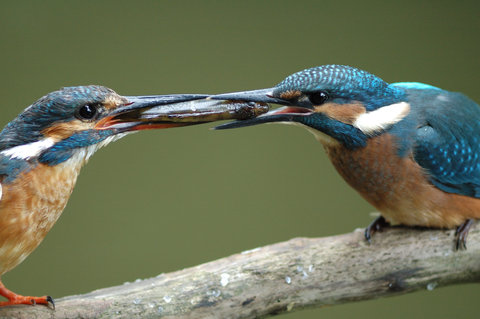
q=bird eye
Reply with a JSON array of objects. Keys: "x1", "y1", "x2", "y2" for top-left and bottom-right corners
[
  {"x1": 76, "y1": 104, "x2": 98, "y2": 121},
  {"x1": 308, "y1": 92, "x2": 329, "y2": 105}
]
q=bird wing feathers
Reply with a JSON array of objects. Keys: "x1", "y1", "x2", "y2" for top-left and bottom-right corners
[
  {"x1": 0, "y1": 154, "x2": 32, "y2": 202},
  {"x1": 413, "y1": 91, "x2": 480, "y2": 197}
]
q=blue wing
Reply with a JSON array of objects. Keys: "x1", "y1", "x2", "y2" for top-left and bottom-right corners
[
  {"x1": 410, "y1": 88, "x2": 480, "y2": 197},
  {"x1": 0, "y1": 154, "x2": 31, "y2": 184}
]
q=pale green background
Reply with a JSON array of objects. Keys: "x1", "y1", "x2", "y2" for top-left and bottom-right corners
[{"x1": 0, "y1": 1, "x2": 478, "y2": 318}]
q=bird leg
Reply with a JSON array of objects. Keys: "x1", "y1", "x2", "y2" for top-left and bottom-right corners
[
  {"x1": 364, "y1": 216, "x2": 390, "y2": 243},
  {"x1": 0, "y1": 280, "x2": 54, "y2": 308},
  {"x1": 455, "y1": 219, "x2": 475, "y2": 251}
]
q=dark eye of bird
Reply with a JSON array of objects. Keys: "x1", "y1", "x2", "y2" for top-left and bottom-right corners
[
  {"x1": 308, "y1": 92, "x2": 329, "y2": 105},
  {"x1": 76, "y1": 104, "x2": 98, "y2": 121}
]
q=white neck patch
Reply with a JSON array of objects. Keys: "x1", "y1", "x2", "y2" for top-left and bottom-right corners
[
  {"x1": 0, "y1": 137, "x2": 56, "y2": 160},
  {"x1": 279, "y1": 121, "x2": 340, "y2": 146},
  {"x1": 353, "y1": 102, "x2": 410, "y2": 135},
  {"x1": 66, "y1": 132, "x2": 130, "y2": 167}
]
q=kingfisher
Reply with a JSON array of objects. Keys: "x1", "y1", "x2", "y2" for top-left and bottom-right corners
[
  {"x1": 0, "y1": 85, "x2": 267, "y2": 308},
  {"x1": 211, "y1": 64, "x2": 479, "y2": 250}
]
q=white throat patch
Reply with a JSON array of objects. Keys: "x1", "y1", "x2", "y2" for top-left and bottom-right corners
[
  {"x1": 280, "y1": 121, "x2": 340, "y2": 146},
  {"x1": 353, "y1": 102, "x2": 410, "y2": 135},
  {"x1": 64, "y1": 132, "x2": 130, "y2": 167},
  {"x1": 0, "y1": 137, "x2": 56, "y2": 160}
]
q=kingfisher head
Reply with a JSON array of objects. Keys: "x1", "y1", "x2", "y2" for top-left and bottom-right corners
[
  {"x1": 212, "y1": 65, "x2": 410, "y2": 148},
  {"x1": 0, "y1": 85, "x2": 267, "y2": 168}
]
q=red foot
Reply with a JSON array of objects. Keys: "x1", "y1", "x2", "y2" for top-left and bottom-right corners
[{"x1": 0, "y1": 280, "x2": 54, "y2": 308}]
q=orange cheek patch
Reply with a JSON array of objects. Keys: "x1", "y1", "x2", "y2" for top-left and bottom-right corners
[
  {"x1": 316, "y1": 102, "x2": 366, "y2": 124},
  {"x1": 42, "y1": 120, "x2": 94, "y2": 140}
]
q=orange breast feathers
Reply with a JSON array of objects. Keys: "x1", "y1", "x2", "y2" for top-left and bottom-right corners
[
  {"x1": 323, "y1": 134, "x2": 480, "y2": 228},
  {"x1": 0, "y1": 161, "x2": 81, "y2": 275}
]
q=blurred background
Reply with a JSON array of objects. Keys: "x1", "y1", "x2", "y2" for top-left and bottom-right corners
[{"x1": 0, "y1": 1, "x2": 478, "y2": 318}]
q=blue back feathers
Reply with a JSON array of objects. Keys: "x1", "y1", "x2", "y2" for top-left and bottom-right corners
[
  {"x1": 392, "y1": 82, "x2": 442, "y2": 91},
  {"x1": 410, "y1": 90, "x2": 480, "y2": 197}
]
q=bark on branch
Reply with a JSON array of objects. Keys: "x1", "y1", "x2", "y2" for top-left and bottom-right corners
[{"x1": 1, "y1": 226, "x2": 479, "y2": 319}]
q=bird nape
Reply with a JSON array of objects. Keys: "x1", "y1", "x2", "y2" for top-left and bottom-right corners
[
  {"x1": 211, "y1": 64, "x2": 479, "y2": 250},
  {"x1": 0, "y1": 85, "x2": 268, "y2": 308}
]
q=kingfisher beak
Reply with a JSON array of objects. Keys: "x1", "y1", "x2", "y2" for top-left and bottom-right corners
[
  {"x1": 95, "y1": 94, "x2": 269, "y2": 132},
  {"x1": 208, "y1": 89, "x2": 312, "y2": 130}
]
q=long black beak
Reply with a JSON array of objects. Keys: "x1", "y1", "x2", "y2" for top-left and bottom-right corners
[
  {"x1": 208, "y1": 89, "x2": 312, "y2": 130},
  {"x1": 95, "y1": 94, "x2": 269, "y2": 131}
]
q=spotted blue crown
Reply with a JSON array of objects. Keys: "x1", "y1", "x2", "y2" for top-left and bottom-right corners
[{"x1": 274, "y1": 65, "x2": 406, "y2": 110}]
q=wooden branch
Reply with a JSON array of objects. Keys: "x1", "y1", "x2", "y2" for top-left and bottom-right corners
[{"x1": 1, "y1": 226, "x2": 479, "y2": 319}]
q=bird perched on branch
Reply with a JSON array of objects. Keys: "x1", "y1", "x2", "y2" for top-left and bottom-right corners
[
  {"x1": 0, "y1": 85, "x2": 267, "y2": 308},
  {"x1": 212, "y1": 64, "x2": 479, "y2": 250}
]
